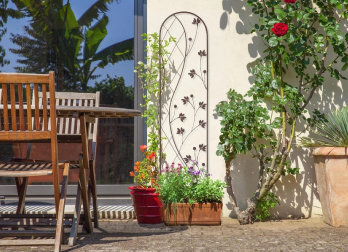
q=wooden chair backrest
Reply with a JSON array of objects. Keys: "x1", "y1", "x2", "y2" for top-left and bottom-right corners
[
  {"x1": 37, "y1": 91, "x2": 100, "y2": 142},
  {"x1": 0, "y1": 72, "x2": 58, "y2": 166}
]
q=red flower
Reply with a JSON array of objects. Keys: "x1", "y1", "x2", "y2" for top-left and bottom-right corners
[
  {"x1": 140, "y1": 145, "x2": 147, "y2": 152},
  {"x1": 271, "y1": 23, "x2": 288, "y2": 37},
  {"x1": 284, "y1": 0, "x2": 296, "y2": 3}
]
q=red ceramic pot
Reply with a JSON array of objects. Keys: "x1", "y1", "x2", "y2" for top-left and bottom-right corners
[{"x1": 129, "y1": 186, "x2": 164, "y2": 224}]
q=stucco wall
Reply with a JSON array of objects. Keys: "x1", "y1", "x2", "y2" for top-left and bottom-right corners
[{"x1": 147, "y1": 0, "x2": 348, "y2": 218}]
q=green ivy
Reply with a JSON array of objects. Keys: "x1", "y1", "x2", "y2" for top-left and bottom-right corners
[{"x1": 255, "y1": 192, "x2": 280, "y2": 221}]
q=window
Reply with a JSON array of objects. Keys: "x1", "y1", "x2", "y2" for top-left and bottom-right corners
[{"x1": 0, "y1": 0, "x2": 147, "y2": 197}]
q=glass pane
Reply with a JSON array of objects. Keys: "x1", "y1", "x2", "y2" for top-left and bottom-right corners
[{"x1": 0, "y1": 0, "x2": 135, "y2": 186}]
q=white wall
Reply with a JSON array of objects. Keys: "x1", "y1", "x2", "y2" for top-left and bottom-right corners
[{"x1": 147, "y1": 0, "x2": 347, "y2": 218}]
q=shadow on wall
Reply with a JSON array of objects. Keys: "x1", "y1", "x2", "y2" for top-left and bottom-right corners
[{"x1": 219, "y1": 0, "x2": 348, "y2": 218}]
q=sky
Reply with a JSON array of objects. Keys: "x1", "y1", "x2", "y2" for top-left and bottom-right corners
[{"x1": 1, "y1": 0, "x2": 134, "y2": 87}]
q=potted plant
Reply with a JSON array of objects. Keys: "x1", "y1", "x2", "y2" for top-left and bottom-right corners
[
  {"x1": 129, "y1": 145, "x2": 163, "y2": 224},
  {"x1": 156, "y1": 162, "x2": 225, "y2": 225},
  {"x1": 129, "y1": 33, "x2": 174, "y2": 224},
  {"x1": 301, "y1": 107, "x2": 348, "y2": 227}
]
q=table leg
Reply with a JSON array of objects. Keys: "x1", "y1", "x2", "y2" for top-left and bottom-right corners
[
  {"x1": 89, "y1": 156, "x2": 98, "y2": 228},
  {"x1": 79, "y1": 114, "x2": 92, "y2": 233}
]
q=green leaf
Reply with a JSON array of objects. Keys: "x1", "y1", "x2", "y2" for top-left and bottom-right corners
[
  {"x1": 84, "y1": 15, "x2": 109, "y2": 61},
  {"x1": 342, "y1": 63, "x2": 348, "y2": 71},
  {"x1": 288, "y1": 33, "x2": 295, "y2": 43},
  {"x1": 275, "y1": 8, "x2": 286, "y2": 19},
  {"x1": 268, "y1": 37, "x2": 278, "y2": 47},
  {"x1": 78, "y1": 0, "x2": 112, "y2": 27},
  {"x1": 94, "y1": 38, "x2": 134, "y2": 67}
]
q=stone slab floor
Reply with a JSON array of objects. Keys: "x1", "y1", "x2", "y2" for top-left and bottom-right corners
[{"x1": 1, "y1": 217, "x2": 348, "y2": 251}]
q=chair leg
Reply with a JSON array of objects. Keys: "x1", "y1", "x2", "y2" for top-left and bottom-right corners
[
  {"x1": 69, "y1": 183, "x2": 81, "y2": 246},
  {"x1": 54, "y1": 163, "x2": 69, "y2": 252},
  {"x1": 15, "y1": 177, "x2": 28, "y2": 214}
]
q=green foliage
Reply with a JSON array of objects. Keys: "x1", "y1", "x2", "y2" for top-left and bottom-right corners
[
  {"x1": 194, "y1": 177, "x2": 225, "y2": 203},
  {"x1": 156, "y1": 164, "x2": 225, "y2": 204},
  {"x1": 217, "y1": 0, "x2": 347, "y2": 214},
  {"x1": 0, "y1": 0, "x2": 22, "y2": 67},
  {"x1": 134, "y1": 33, "x2": 175, "y2": 159},
  {"x1": 88, "y1": 75, "x2": 133, "y2": 108},
  {"x1": 215, "y1": 88, "x2": 272, "y2": 162},
  {"x1": 301, "y1": 107, "x2": 348, "y2": 147},
  {"x1": 10, "y1": 0, "x2": 133, "y2": 91},
  {"x1": 255, "y1": 192, "x2": 280, "y2": 221}
]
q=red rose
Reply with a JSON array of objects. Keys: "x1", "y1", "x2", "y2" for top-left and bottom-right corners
[
  {"x1": 284, "y1": 0, "x2": 296, "y2": 3},
  {"x1": 271, "y1": 23, "x2": 288, "y2": 37}
]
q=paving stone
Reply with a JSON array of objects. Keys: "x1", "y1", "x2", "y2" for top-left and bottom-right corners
[{"x1": 1, "y1": 217, "x2": 348, "y2": 251}]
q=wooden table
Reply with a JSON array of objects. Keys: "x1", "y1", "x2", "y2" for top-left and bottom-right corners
[
  {"x1": 56, "y1": 106, "x2": 141, "y2": 244},
  {"x1": 0, "y1": 105, "x2": 141, "y2": 244}
]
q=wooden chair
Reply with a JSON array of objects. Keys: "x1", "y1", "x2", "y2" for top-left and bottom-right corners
[{"x1": 0, "y1": 72, "x2": 70, "y2": 252}]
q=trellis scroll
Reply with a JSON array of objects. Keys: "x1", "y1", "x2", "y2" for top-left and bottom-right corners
[{"x1": 159, "y1": 12, "x2": 208, "y2": 170}]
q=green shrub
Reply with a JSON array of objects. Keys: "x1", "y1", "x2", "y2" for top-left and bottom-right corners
[{"x1": 156, "y1": 163, "x2": 225, "y2": 204}]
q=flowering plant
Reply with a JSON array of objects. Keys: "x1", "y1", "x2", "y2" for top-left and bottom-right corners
[
  {"x1": 155, "y1": 162, "x2": 225, "y2": 204},
  {"x1": 130, "y1": 145, "x2": 158, "y2": 188},
  {"x1": 216, "y1": 0, "x2": 347, "y2": 224}
]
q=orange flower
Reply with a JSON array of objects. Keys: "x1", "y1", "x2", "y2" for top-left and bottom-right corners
[
  {"x1": 140, "y1": 145, "x2": 147, "y2": 152},
  {"x1": 141, "y1": 174, "x2": 145, "y2": 179},
  {"x1": 146, "y1": 152, "x2": 156, "y2": 161},
  {"x1": 135, "y1": 161, "x2": 141, "y2": 166},
  {"x1": 151, "y1": 178, "x2": 156, "y2": 184},
  {"x1": 129, "y1": 171, "x2": 134, "y2": 177},
  {"x1": 147, "y1": 166, "x2": 152, "y2": 171},
  {"x1": 134, "y1": 166, "x2": 139, "y2": 172}
]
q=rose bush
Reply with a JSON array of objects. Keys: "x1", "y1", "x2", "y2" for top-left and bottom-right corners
[{"x1": 217, "y1": 0, "x2": 347, "y2": 224}]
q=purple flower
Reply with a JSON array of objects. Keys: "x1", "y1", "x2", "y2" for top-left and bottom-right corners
[{"x1": 193, "y1": 170, "x2": 200, "y2": 176}]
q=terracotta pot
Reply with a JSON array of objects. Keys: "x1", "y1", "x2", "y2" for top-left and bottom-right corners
[
  {"x1": 312, "y1": 147, "x2": 348, "y2": 227},
  {"x1": 129, "y1": 186, "x2": 164, "y2": 224},
  {"x1": 163, "y1": 202, "x2": 222, "y2": 225}
]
